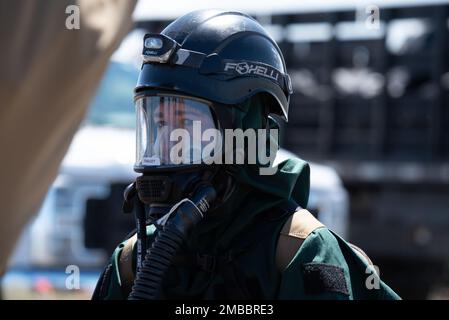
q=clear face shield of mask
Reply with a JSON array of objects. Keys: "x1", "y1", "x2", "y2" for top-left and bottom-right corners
[{"x1": 135, "y1": 94, "x2": 222, "y2": 170}]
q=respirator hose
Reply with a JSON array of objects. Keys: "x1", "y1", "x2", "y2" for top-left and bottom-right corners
[{"x1": 128, "y1": 185, "x2": 216, "y2": 300}]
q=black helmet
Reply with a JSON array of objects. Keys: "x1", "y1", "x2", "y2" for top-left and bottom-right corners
[{"x1": 136, "y1": 9, "x2": 292, "y2": 120}]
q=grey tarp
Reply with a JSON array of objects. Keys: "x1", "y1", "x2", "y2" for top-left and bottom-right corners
[{"x1": 0, "y1": 0, "x2": 137, "y2": 274}]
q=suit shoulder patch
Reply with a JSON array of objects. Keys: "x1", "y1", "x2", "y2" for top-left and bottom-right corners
[
  {"x1": 302, "y1": 262, "x2": 350, "y2": 296},
  {"x1": 280, "y1": 209, "x2": 325, "y2": 239}
]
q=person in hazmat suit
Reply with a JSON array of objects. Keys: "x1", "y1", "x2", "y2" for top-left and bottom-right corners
[{"x1": 92, "y1": 10, "x2": 400, "y2": 300}]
